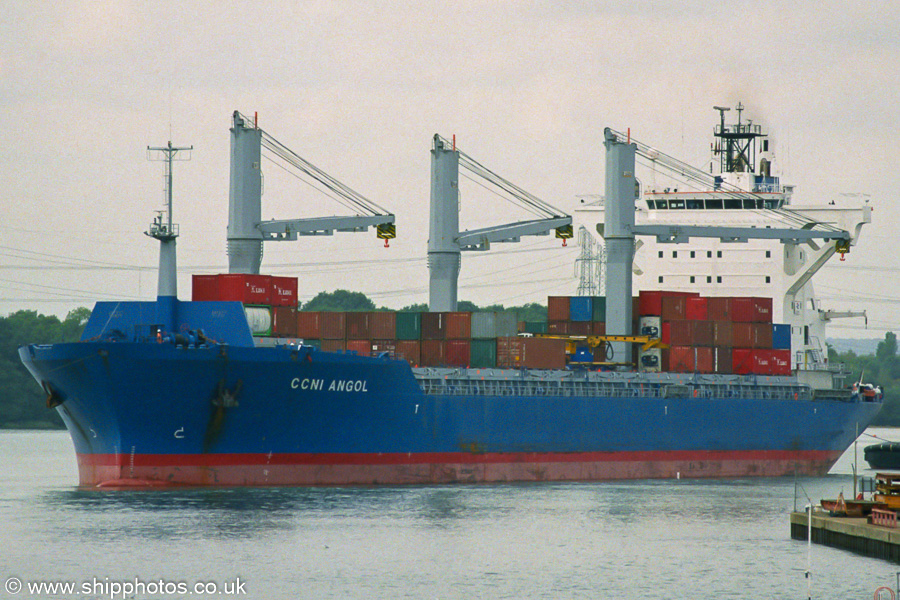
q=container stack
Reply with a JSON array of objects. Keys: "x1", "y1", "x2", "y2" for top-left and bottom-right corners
[
  {"x1": 192, "y1": 274, "x2": 298, "y2": 337},
  {"x1": 637, "y1": 290, "x2": 790, "y2": 376}
]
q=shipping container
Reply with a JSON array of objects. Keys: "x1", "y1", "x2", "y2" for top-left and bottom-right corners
[
  {"x1": 685, "y1": 297, "x2": 708, "y2": 321},
  {"x1": 751, "y1": 297, "x2": 773, "y2": 323},
  {"x1": 345, "y1": 312, "x2": 371, "y2": 340},
  {"x1": 547, "y1": 296, "x2": 570, "y2": 321},
  {"x1": 346, "y1": 339, "x2": 373, "y2": 356},
  {"x1": 772, "y1": 324, "x2": 791, "y2": 350},
  {"x1": 661, "y1": 321, "x2": 671, "y2": 345},
  {"x1": 707, "y1": 297, "x2": 731, "y2": 322},
  {"x1": 321, "y1": 312, "x2": 346, "y2": 340},
  {"x1": 568, "y1": 321, "x2": 592, "y2": 336},
  {"x1": 639, "y1": 316, "x2": 661, "y2": 339},
  {"x1": 446, "y1": 340, "x2": 471, "y2": 367},
  {"x1": 692, "y1": 320, "x2": 715, "y2": 347},
  {"x1": 495, "y1": 312, "x2": 519, "y2": 337},
  {"x1": 669, "y1": 320, "x2": 693, "y2": 346},
  {"x1": 752, "y1": 322, "x2": 773, "y2": 349},
  {"x1": 713, "y1": 321, "x2": 733, "y2": 347},
  {"x1": 753, "y1": 350, "x2": 774, "y2": 375},
  {"x1": 732, "y1": 322, "x2": 753, "y2": 348},
  {"x1": 661, "y1": 296, "x2": 687, "y2": 321},
  {"x1": 669, "y1": 346, "x2": 695, "y2": 372},
  {"x1": 592, "y1": 321, "x2": 606, "y2": 336},
  {"x1": 421, "y1": 340, "x2": 446, "y2": 366},
  {"x1": 301, "y1": 339, "x2": 321, "y2": 350},
  {"x1": 714, "y1": 347, "x2": 732, "y2": 374},
  {"x1": 496, "y1": 337, "x2": 566, "y2": 369},
  {"x1": 421, "y1": 312, "x2": 447, "y2": 340},
  {"x1": 732, "y1": 348, "x2": 753, "y2": 374},
  {"x1": 321, "y1": 339, "x2": 346, "y2": 352},
  {"x1": 639, "y1": 348, "x2": 662, "y2": 372},
  {"x1": 370, "y1": 340, "x2": 396, "y2": 358},
  {"x1": 270, "y1": 276, "x2": 298, "y2": 307},
  {"x1": 470, "y1": 339, "x2": 497, "y2": 368},
  {"x1": 272, "y1": 306, "x2": 297, "y2": 337},
  {"x1": 593, "y1": 344, "x2": 607, "y2": 363},
  {"x1": 569, "y1": 297, "x2": 593, "y2": 322},
  {"x1": 395, "y1": 312, "x2": 422, "y2": 341},
  {"x1": 296, "y1": 311, "x2": 323, "y2": 339},
  {"x1": 730, "y1": 297, "x2": 753, "y2": 323},
  {"x1": 446, "y1": 312, "x2": 472, "y2": 340},
  {"x1": 548, "y1": 321, "x2": 569, "y2": 335},
  {"x1": 394, "y1": 340, "x2": 421, "y2": 365},
  {"x1": 523, "y1": 321, "x2": 549, "y2": 335},
  {"x1": 695, "y1": 347, "x2": 714, "y2": 373},
  {"x1": 244, "y1": 305, "x2": 272, "y2": 337},
  {"x1": 592, "y1": 297, "x2": 606, "y2": 322},
  {"x1": 471, "y1": 312, "x2": 497, "y2": 339},
  {"x1": 369, "y1": 312, "x2": 397, "y2": 340},
  {"x1": 638, "y1": 290, "x2": 698, "y2": 316},
  {"x1": 192, "y1": 273, "x2": 272, "y2": 305},
  {"x1": 771, "y1": 349, "x2": 791, "y2": 375}
]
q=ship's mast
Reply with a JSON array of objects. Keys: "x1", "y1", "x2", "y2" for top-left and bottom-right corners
[{"x1": 146, "y1": 141, "x2": 192, "y2": 330}]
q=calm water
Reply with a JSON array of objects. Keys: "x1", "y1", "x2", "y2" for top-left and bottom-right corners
[{"x1": 1, "y1": 429, "x2": 898, "y2": 599}]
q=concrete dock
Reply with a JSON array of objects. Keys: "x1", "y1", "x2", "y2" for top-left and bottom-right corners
[{"x1": 791, "y1": 510, "x2": 900, "y2": 563}]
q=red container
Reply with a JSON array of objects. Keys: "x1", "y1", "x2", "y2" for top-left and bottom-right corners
[
  {"x1": 685, "y1": 297, "x2": 708, "y2": 321},
  {"x1": 548, "y1": 321, "x2": 569, "y2": 335},
  {"x1": 661, "y1": 296, "x2": 687, "y2": 321},
  {"x1": 446, "y1": 340, "x2": 471, "y2": 366},
  {"x1": 661, "y1": 321, "x2": 671, "y2": 345},
  {"x1": 713, "y1": 321, "x2": 733, "y2": 347},
  {"x1": 191, "y1": 273, "x2": 272, "y2": 304},
  {"x1": 568, "y1": 321, "x2": 592, "y2": 336},
  {"x1": 321, "y1": 339, "x2": 346, "y2": 352},
  {"x1": 547, "y1": 296, "x2": 570, "y2": 321},
  {"x1": 695, "y1": 347, "x2": 714, "y2": 373},
  {"x1": 669, "y1": 346, "x2": 695, "y2": 372},
  {"x1": 446, "y1": 312, "x2": 472, "y2": 340},
  {"x1": 296, "y1": 312, "x2": 323, "y2": 338},
  {"x1": 421, "y1": 340, "x2": 447, "y2": 366},
  {"x1": 753, "y1": 322, "x2": 773, "y2": 349},
  {"x1": 345, "y1": 312, "x2": 371, "y2": 340},
  {"x1": 421, "y1": 312, "x2": 447, "y2": 340},
  {"x1": 321, "y1": 312, "x2": 346, "y2": 340},
  {"x1": 592, "y1": 322, "x2": 606, "y2": 335},
  {"x1": 772, "y1": 349, "x2": 791, "y2": 375},
  {"x1": 731, "y1": 297, "x2": 753, "y2": 323},
  {"x1": 270, "y1": 276, "x2": 298, "y2": 307},
  {"x1": 692, "y1": 321, "x2": 715, "y2": 347},
  {"x1": 707, "y1": 297, "x2": 731, "y2": 322},
  {"x1": 347, "y1": 339, "x2": 373, "y2": 356},
  {"x1": 273, "y1": 306, "x2": 297, "y2": 337},
  {"x1": 371, "y1": 340, "x2": 396, "y2": 357},
  {"x1": 714, "y1": 347, "x2": 733, "y2": 374},
  {"x1": 753, "y1": 350, "x2": 774, "y2": 375},
  {"x1": 751, "y1": 297, "x2": 773, "y2": 323},
  {"x1": 732, "y1": 348, "x2": 753, "y2": 374},
  {"x1": 639, "y1": 291, "x2": 664, "y2": 316},
  {"x1": 395, "y1": 340, "x2": 421, "y2": 365},
  {"x1": 668, "y1": 320, "x2": 693, "y2": 346},
  {"x1": 732, "y1": 323, "x2": 753, "y2": 348},
  {"x1": 369, "y1": 312, "x2": 396, "y2": 340},
  {"x1": 496, "y1": 337, "x2": 566, "y2": 369}
]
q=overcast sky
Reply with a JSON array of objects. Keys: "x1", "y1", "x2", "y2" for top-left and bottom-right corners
[{"x1": 2, "y1": 1, "x2": 897, "y2": 339}]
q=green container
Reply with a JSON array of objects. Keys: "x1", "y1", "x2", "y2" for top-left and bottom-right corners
[
  {"x1": 523, "y1": 321, "x2": 549, "y2": 334},
  {"x1": 396, "y1": 311, "x2": 422, "y2": 340},
  {"x1": 470, "y1": 339, "x2": 497, "y2": 368},
  {"x1": 592, "y1": 297, "x2": 606, "y2": 322}
]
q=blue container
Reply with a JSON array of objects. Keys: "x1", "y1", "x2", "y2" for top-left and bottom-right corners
[
  {"x1": 569, "y1": 297, "x2": 593, "y2": 322},
  {"x1": 772, "y1": 324, "x2": 791, "y2": 350}
]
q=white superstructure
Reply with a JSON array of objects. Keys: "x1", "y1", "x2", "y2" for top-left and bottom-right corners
[{"x1": 576, "y1": 105, "x2": 871, "y2": 383}]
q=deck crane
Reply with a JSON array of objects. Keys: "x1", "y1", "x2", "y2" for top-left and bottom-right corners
[
  {"x1": 601, "y1": 126, "x2": 857, "y2": 364},
  {"x1": 429, "y1": 135, "x2": 572, "y2": 312},
  {"x1": 227, "y1": 111, "x2": 396, "y2": 274}
]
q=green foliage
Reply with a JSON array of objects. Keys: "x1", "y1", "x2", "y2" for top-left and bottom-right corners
[
  {"x1": 831, "y1": 331, "x2": 900, "y2": 426},
  {"x1": 301, "y1": 290, "x2": 376, "y2": 312},
  {"x1": 1, "y1": 308, "x2": 90, "y2": 429}
]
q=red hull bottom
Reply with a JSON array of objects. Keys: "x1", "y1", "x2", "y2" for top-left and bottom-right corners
[{"x1": 77, "y1": 450, "x2": 842, "y2": 488}]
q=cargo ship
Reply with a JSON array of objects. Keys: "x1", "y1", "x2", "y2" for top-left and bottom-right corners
[{"x1": 18, "y1": 109, "x2": 883, "y2": 487}]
